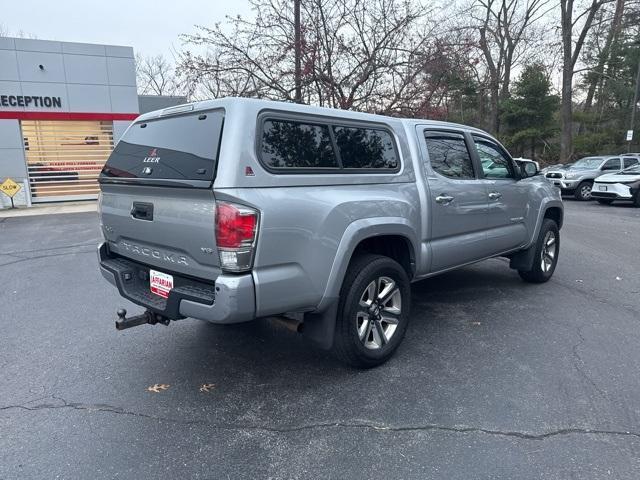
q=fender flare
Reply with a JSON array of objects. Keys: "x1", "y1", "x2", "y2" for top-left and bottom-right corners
[
  {"x1": 510, "y1": 199, "x2": 563, "y2": 271},
  {"x1": 525, "y1": 199, "x2": 564, "y2": 249},
  {"x1": 316, "y1": 217, "x2": 419, "y2": 311},
  {"x1": 303, "y1": 218, "x2": 418, "y2": 350}
]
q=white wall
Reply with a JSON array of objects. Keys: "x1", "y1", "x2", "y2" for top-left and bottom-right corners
[
  {"x1": 0, "y1": 119, "x2": 28, "y2": 207},
  {"x1": 0, "y1": 37, "x2": 138, "y2": 114},
  {"x1": 0, "y1": 37, "x2": 139, "y2": 207}
]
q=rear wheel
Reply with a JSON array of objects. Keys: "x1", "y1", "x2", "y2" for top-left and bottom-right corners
[
  {"x1": 574, "y1": 181, "x2": 593, "y2": 201},
  {"x1": 634, "y1": 192, "x2": 640, "y2": 208},
  {"x1": 518, "y1": 219, "x2": 560, "y2": 283},
  {"x1": 333, "y1": 254, "x2": 410, "y2": 368},
  {"x1": 597, "y1": 199, "x2": 614, "y2": 205}
]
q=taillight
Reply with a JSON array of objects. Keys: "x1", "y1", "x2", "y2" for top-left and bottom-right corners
[{"x1": 215, "y1": 201, "x2": 259, "y2": 272}]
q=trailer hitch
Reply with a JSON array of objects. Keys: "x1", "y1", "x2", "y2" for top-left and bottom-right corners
[{"x1": 115, "y1": 308, "x2": 171, "y2": 330}]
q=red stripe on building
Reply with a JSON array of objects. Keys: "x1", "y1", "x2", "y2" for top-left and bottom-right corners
[{"x1": 0, "y1": 111, "x2": 139, "y2": 121}]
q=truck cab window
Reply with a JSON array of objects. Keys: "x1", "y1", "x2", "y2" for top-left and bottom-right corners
[
  {"x1": 424, "y1": 132, "x2": 475, "y2": 179},
  {"x1": 473, "y1": 137, "x2": 515, "y2": 179}
]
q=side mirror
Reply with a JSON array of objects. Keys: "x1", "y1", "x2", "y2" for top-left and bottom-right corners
[{"x1": 519, "y1": 162, "x2": 538, "y2": 178}]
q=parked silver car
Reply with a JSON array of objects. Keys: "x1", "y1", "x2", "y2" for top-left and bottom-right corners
[
  {"x1": 98, "y1": 98, "x2": 563, "y2": 367},
  {"x1": 545, "y1": 155, "x2": 639, "y2": 200}
]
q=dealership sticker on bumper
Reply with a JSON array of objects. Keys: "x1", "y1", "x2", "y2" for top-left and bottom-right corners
[
  {"x1": 599, "y1": 186, "x2": 607, "y2": 191},
  {"x1": 150, "y1": 269, "x2": 173, "y2": 298}
]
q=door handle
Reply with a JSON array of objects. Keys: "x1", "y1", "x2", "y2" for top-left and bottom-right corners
[
  {"x1": 131, "y1": 202, "x2": 154, "y2": 221},
  {"x1": 488, "y1": 192, "x2": 502, "y2": 200},
  {"x1": 435, "y1": 194, "x2": 454, "y2": 204}
]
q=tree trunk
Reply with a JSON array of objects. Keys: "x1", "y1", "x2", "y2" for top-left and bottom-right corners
[
  {"x1": 584, "y1": 0, "x2": 626, "y2": 112},
  {"x1": 561, "y1": 63, "x2": 574, "y2": 161},
  {"x1": 477, "y1": 88, "x2": 486, "y2": 130},
  {"x1": 489, "y1": 81, "x2": 500, "y2": 134},
  {"x1": 560, "y1": 0, "x2": 574, "y2": 162},
  {"x1": 531, "y1": 136, "x2": 535, "y2": 158}
]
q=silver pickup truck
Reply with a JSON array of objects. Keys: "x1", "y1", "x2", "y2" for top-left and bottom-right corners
[{"x1": 98, "y1": 98, "x2": 563, "y2": 367}]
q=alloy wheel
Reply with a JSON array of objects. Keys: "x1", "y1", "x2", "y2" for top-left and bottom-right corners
[
  {"x1": 356, "y1": 276, "x2": 402, "y2": 350},
  {"x1": 541, "y1": 231, "x2": 557, "y2": 273}
]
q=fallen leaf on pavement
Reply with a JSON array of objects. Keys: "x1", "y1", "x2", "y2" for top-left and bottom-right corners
[
  {"x1": 146, "y1": 384, "x2": 170, "y2": 393},
  {"x1": 199, "y1": 383, "x2": 216, "y2": 393}
]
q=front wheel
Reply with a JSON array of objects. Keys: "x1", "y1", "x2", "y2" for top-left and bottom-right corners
[
  {"x1": 518, "y1": 219, "x2": 560, "y2": 283},
  {"x1": 333, "y1": 254, "x2": 410, "y2": 368},
  {"x1": 574, "y1": 181, "x2": 593, "y2": 201},
  {"x1": 633, "y1": 192, "x2": 640, "y2": 208}
]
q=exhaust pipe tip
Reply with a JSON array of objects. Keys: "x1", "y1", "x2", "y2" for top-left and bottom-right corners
[{"x1": 270, "y1": 316, "x2": 303, "y2": 333}]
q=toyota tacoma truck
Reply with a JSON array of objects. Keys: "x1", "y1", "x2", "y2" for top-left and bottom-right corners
[{"x1": 98, "y1": 98, "x2": 563, "y2": 368}]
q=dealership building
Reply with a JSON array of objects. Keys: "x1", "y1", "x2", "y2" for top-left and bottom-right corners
[{"x1": 0, "y1": 37, "x2": 183, "y2": 208}]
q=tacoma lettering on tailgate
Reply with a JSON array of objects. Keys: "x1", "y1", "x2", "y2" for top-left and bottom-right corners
[{"x1": 120, "y1": 241, "x2": 189, "y2": 266}]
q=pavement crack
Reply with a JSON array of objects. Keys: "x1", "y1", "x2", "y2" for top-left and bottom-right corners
[
  {"x1": 0, "y1": 248, "x2": 95, "y2": 267},
  {"x1": 0, "y1": 241, "x2": 99, "y2": 256},
  {"x1": 555, "y1": 278, "x2": 640, "y2": 320},
  {"x1": 2, "y1": 396, "x2": 639, "y2": 441},
  {"x1": 571, "y1": 324, "x2": 608, "y2": 400}
]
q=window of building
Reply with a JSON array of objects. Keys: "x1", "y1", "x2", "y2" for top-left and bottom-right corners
[{"x1": 22, "y1": 120, "x2": 114, "y2": 202}]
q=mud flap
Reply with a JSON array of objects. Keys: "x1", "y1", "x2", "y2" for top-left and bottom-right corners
[
  {"x1": 508, "y1": 245, "x2": 536, "y2": 272},
  {"x1": 302, "y1": 300, "x2": 339, "y2": 350}
]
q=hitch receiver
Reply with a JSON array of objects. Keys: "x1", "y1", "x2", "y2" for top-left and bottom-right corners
[{"x1": 115, "y1": 308, "x2": 171, "y2": 330}]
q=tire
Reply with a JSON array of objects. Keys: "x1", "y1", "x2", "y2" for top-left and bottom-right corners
[
  {"x1": 333, "y1": 254, "x2": 411, "y2": 368},
  {"x1": 574, "y1": 181, "x2": 593, "y2": 201},
  {"x1": 633, "y1": 192, "x2": 640, "y2": 208},
  {"x1": 597, "y1": 199, "x2": 614, "y2": 205},
  {"x1": 518, "y1": 219, "x2": 560, "y2": 283}
]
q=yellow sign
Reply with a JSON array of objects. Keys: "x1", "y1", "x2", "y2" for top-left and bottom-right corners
[{"x1": 1, "y1": 178, "x2": 21, "y2": 198}]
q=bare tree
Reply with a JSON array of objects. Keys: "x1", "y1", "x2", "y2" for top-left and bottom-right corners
[
  {"x1": 582, "y1": 0, "x2": 626, "y2": 112},
  {"x1": 0, "y1": 24, "x2": 37, "y2": 39},
  {"x1": 467, "y1": 0, "x2": 552, "y2": 134},
  {"x1": 135, "y1": 53, "x2": 183, "y2": 96},
  {"x1": 179, "y1": 0, "x2": 457, "y2": 114},
  {"x1": 559, "y1": 0, "x2": 614, "y2": 160}
]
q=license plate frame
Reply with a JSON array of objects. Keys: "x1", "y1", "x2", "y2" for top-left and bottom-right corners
[{"x1": 150, "y1": 269, "x2": 174, "y2": 299}]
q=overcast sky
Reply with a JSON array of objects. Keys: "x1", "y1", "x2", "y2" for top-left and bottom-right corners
[{"x1": 1, "y1": 0, "x2": 253, "y2": 58}]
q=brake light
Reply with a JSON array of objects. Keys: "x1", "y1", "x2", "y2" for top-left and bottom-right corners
[{"x1": 215, "y1": 202, "x2": 258, "y2": 272}]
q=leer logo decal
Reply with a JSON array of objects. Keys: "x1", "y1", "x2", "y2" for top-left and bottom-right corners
[{"x1": 143, "y1": 148, "x2": 161, "y2": 163}]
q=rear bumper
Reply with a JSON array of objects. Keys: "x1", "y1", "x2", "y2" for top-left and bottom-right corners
[{"x1": 98, "y1": 243, "x2": 256, "y2": 324}]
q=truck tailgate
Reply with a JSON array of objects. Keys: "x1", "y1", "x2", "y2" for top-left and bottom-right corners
[{"x1": 100, "y1": 183, "x2": 221, "y2": 280}]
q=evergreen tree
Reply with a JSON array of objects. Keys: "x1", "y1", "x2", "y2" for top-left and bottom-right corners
[{"x1": 501, "y1": 64, "x2": 559, "y2": 160}]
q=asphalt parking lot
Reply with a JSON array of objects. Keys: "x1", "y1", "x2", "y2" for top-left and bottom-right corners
[{"x1": 1, "y1": 200, "x2": 639, "y2": 479}]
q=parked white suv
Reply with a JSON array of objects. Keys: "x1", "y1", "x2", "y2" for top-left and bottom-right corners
[{"x1": 592, "y1": 162, "x2": 640, "y2": 206}]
